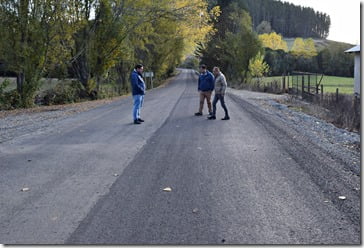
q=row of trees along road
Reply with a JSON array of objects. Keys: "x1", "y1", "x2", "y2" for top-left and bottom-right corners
[{"x1": 0, "y1": 0, "x2": 219, "y2": 107}]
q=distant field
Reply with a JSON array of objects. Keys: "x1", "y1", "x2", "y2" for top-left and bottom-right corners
[{"x1": 254, "y1": 75, "x2": 354, "y2": 94}]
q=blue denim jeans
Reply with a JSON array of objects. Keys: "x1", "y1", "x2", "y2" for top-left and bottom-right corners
[
  {"x1": 133, "y1": 94, "x2": 144, "y2": 120},
  {"x1": 212, "y1": 94, "x2": 229, "y2": 117}
]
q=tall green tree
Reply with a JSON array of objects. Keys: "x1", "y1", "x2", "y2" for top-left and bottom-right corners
[
  {"x1": 0, "y1": 0, "x2": 69, "y2": 107},
  {"x1": 256, "y1": 20, "x2": 272, "y2": 34},
  {"x1": 199, "y1": 1, "x2": 262, "y2": 84}
]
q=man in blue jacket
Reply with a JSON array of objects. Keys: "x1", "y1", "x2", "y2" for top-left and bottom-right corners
[
  {"x1": 131, "y1": 64, "x2": 146, "y2": 124},
  {"x1": 195, "y1": 64, "x2": 215, "y2": 116}
]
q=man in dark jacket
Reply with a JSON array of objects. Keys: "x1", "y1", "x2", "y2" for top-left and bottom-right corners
[
  {"x1": 195, "y1": 64, "x2": 215, "y2": 116},
  {"x1": 131, "y1": 64, "x2": 146, "y2": 124}
]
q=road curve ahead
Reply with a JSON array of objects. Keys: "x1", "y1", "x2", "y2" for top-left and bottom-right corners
[{"x1": 0, "y1": 69, "x2": 360, "y2": 245}]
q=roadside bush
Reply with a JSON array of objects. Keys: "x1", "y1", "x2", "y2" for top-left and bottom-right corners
[
  {"x1": 98, "y1": 83, "x2": 120, "y2": 99},
  {"x1": 20, "y1": 78, "x2": 42, "y2": 108},
  {"x1": 42, "y1": 81, "x2": 83, "y2": 105},
  {"x1": 243, "y1": 78, "x2": 283, "y2": 94},
  {"x1": 0, "y1": 80, "x2": 22, "y2": 110},
  {"x1": 0, "y1": 90, "x2": 22, "y2": 110},
  {"x1": 316, "y1": 93, "x2": 360, "y2": 132}
]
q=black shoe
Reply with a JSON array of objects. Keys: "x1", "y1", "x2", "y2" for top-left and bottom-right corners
[
  {"x1": 195, "y1": 112, "x2": 203, "y2": 116},
  {"x1": 134, "y1": 120, "x2": 142, "y2": 124},
  {"x1": 221, "y1": 116, "x2": 230, "y2": 120},
  {"x1": 208, "y1": 116, "x2": 216, "y2": 120},
  {"x1": 138, "y1": 118, "x2": 145, "y2": 122}
]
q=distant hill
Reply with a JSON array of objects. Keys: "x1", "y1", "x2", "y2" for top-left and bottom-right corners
[
  {"x1": 242, "y1": 0, "x2": 331, "y2": 39},
  {"x1": 283, "y1": 38, "x2": 354, "y2": 51},
  {"x1": 208, "y1": 0, "x2": 331, "y2": 39}
]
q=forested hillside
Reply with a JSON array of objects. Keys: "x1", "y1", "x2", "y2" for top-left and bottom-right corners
[{"x1": 208, "y1": 0, "x2": 331, "y2": 38}]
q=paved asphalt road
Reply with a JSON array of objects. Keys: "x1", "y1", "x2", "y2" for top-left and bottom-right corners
[{"x1": 0, "y1": 69, "x2": 360, "y2": 245}]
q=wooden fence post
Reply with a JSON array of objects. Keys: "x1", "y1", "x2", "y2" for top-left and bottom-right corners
[
  {"x1": 301, "y1": 75, "x2": 305, "y2": 98},
  {"x1": 336, "y1": 88, "x2": 339, "y2": 102},
  {"x1": 282, "y1": 75, "x2": 286, "y2": 92},
  {"x1": 321, "y1": 85, "x2": 324, "y2": 99},
  {"x1": 354, "y1": 95, "x2": 359, "y2": 116},
  {"x1": 308, "y1": 75, "x2": 311, "y2": 94}
]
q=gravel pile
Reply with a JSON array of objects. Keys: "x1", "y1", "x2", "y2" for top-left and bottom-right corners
[{"x1": 228, "y1": 88, "x2": 360, "y2": 174}]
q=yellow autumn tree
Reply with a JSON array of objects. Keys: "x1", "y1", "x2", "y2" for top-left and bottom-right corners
[
  {"x1": 303, "y1": 38, "x2": 318, "y2": 57},
  {"x1": 291, "y1": 37, "x2": 317, "y2": 58},
  {"x1": 259, "y1": 32, "x2": 288, "y2": 51},
  {"x1": 248, "y1": 52, "x2": 270, "y2": 78}
]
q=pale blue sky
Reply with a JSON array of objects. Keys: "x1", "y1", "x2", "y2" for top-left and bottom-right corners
[{"x1": 282, "y1": 0, "x2": 361, "y2": 44}]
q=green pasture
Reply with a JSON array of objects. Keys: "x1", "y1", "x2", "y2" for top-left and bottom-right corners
[{"x1": 253, "y1": 75, "x2": 355, "y2": 94}]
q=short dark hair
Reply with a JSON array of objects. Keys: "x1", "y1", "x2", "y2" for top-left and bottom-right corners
[
  {"x1": 199, "y1": 64, "x2": 207, "y2": 69},
  {"x1": 135, "y1": 64, "x2": 143, "y2": 70}
]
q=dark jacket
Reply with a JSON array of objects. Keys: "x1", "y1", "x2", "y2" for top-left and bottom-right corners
[
  {"x1": 198, "y1": 71, "x2": 215, "y2": 92},
  {"x1": 130, "y1": 69, "x2": 146, "y2": 95}
]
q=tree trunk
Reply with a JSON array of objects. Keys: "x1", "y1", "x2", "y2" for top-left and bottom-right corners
[
  {"x1": 16, "y1": 72, "x2": 24, "y2": 94},
  {"x1": 72, "y1": 54, "x2": 89, "y2": 88},
  {"x1": 115, "y1": 63, "x2": 123, "y2": 95},
  {"x1": 116, "y1": 61, "x2": 130, "y2": 95},
  {"x1": 96, "y1": 75, "x2": 101, "y2": 91}
]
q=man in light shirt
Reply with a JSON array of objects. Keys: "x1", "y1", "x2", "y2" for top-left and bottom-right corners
[{"x1": 208, "y1": 67, "x2": 230, "y2": 120}]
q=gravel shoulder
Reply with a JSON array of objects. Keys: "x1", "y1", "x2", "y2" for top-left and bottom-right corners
[
  {"x1": 0, "y1": 97, "x2": 130, "y2": 143},
  {"x1": 228, "y1": 88, "x2": 360, "y2": 174}
]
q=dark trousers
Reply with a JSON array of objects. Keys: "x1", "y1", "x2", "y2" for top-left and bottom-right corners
[{"x1": 212, "y1": 94, "x2": 229, "y2": 117}]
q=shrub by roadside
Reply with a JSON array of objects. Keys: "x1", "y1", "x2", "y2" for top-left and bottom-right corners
[
  {"x1": 0, "y1": 80, "x2": 21, "y2": 110},
  {"x1": 282, "y1": 94, "x2": 360, "y2": 133}
]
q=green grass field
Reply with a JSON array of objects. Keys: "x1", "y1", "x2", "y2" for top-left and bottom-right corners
[{"x1": 253, "y1": 75, "x2": 354, "y2": 94}]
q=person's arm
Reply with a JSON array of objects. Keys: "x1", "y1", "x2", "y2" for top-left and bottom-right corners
[
  {"x1": 131, "y1": 73, "x2": 138, "y2": 89},
  {"x1": 198, "y1": 77, "x2": 201, "y2": 91},
  {"x1": 209, "y1": 73, "x2": 215, "y2": 91},
  {"x1": 221, "y1": 75, "x2": 227, "y2": 95},
  {"x1": 213, "y1": 76, "x2": 220, "y2": 94}
]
